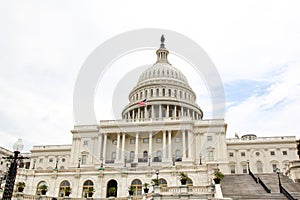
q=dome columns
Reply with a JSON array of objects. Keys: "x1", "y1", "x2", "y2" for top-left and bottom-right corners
[{"x1": 123, "y1": 104, "x2": 202, "y2": 121}]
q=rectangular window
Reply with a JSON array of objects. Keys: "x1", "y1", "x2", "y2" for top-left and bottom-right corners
[
  {"x1": 83, "y1": 140, "x2": 88, "y2": 146},
  {"x1": 82, "y1": 155, "x2": 87, "y2": 165},
  {"x1": 208, "y1": 151, "x2": 214, "y2": 161},
  {"x1": 156, "y1": 138, "x2": 162, "y2": 143},
  {"x1": 143, "y1": 138, "x2": 149, "y2": 143},
  {"x1": 207, "y1": 136, "x2": 212, "y2": 141},
  {"x1": 130, "y1": 139, "x2": 135, "y2": 144},
  {"x1": 175, "y1": 137, "x2": 181, "y2": 143},
  {"x1": 242, "y1": 165, "x2": 247, "y2": 173},
  {"x1": 230, "y1": 165, "x2": 236, "y2": 174},
  {"x1": 39, "y1": 158, "x2": 43, "y2": 163},
  {"x1": 270, "y1": 151, "x2": 275, "y2": 156},
  {"x1": 229, "y1": 152, "x2": 234, "y2": 157},
  {"x1": 282, "y1": 151, "x2": 287, "y2": 155},
  {"x1": 241, "y1": 152, "x2": 246, "y2": 157}
]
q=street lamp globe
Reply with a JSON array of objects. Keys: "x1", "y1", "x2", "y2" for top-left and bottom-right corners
[{"x1": 13, "y1": 139, "x2": 24, "y2": 152}]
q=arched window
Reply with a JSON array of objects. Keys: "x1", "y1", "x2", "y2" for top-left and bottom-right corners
[
  {"x1": 168, "y1": 89, "x2": 171, "y2": 97},
  {"x1": 180, "y1": 91, "x2": 182, "y2": 98},
  {"x1": 82, "y1": 180, "x2": 94, "y2": 198},
  {"x1": 36, "y1": 181, "x2": 47, "y2": 195},
  {"x1": 158, "y1": 178, "x2": 167, "y2": 187},
  {"x1": 140, "y1": 92, "x2": 143, "y2": 99},
  {"x1": 143, "y1": 151, "x2": 148, "y2": 159},
  {"x1": 157, "y1": 151, "x2": 162, "y2": 160},
  {"x1": 256, "y1": 161, "x2": 263, "y2": 173},
  {"x1": 187, "y1": 178, "x2": 193, "y2": 186},
  {"x1": 145, "y1": 90, "x2": 148, "y2": 98},
  {"x1": 111, "y1": 152, "x2": 116, "y2": 160},
  {"x1": 131, "y1": 179, "x2": 142, "y2": 196},
  {"x1": 151, "y1": 89, "x2": 153, "y2": 97},
  {"x1": 230, "y1": 165, "x2": 236, "y2": 174},
  {"x1": 175, "y1": 149, "x2": 181, "y2": 160},
  {"x1": 130, "y1": 151, "x2": 135, "y2": 162},
  {"x1": 174, "y1": 90, "x2": 177, "y2": 98},
  {"x1": 58, "y1": 180, "x2": 70, "y2": 197},
  {"x1": 156, "y1": 88, "x2": 159, "y2": 96},
  {"x1": 162, "y1": 88, "x2": 165, "y2": 96}
]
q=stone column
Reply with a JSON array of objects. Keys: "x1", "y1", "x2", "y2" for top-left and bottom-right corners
[
  {"x1": 187, "y1": 109, "x2": 190, "y2": 117},
  {"x1": 134, "y1": 132, "x2": 139, "y2": 162},
  {"x1": 132, "y1": 110, "x2": 135, "y2": 120},
  {"x1": 116, "y1": 132, "x2": 120, "y2": 161},
  {"x1": 174, "y1": 106, "x2": 177, "y2": 118},
  {"x1": 149, "y1": 132, "x2": 153, "y2": 157},
  {"x1": 163, "y1": 131, "x2": 166, "y2": 160},
  {"x1": 121, "y1": 133, "x2": 126, "y2": 162},
  {"x1": 182, "y1": 130, "x2": 186, "y2": 159},
  {"x1": 166, "y1": 105, "x2": 169, "y2": 117},
  {"x1": 181, "y1": 107, "x2": 184, "y2": 117},
  {"x1": 138, "y1": 108, "x2": 140, "y2": 119},
  {"x1": 151, "y1": 105, "x2": 155, "y2": 118},
  {"x1": 168, "y1": 130, "x2": 172, "y2": 159},
  {"x1": 144, "y1": 106, "x2": 148, "y2": 119},
  {"x1": 159, "y1": 105, "x2": 162, "y2": 118},
  {"x1": 187, "y1": 130, "x2": 193, "y2": 159},
  {"x1": 102, "y1": 133, "x2": 107, "y2": 163}
]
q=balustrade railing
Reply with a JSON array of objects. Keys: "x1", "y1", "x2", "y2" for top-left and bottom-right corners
[
  {"x1": 280, "y1": 184, "x2": 297, "y2": 200},
  {"x1": 257, "y1": 177, "x2": 271, "y2": 193}
]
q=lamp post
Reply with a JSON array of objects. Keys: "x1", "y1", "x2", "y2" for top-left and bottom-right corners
[
  {"x1": 100, "y1": 157, "x2": 103, "y2": 168},
  {"x1": 155, "y1": 169, "x2": 159, "y2": 186},
  {"x1": 247, "y1": 160, "x2": 250, "y2": 173},
  {"x1": 32, "y1": 159, "x2": 36, "y2": 170},
  {"x1": 3, "y1": 139, "x2": 28, "y2": 200},
  {"x1": 172, "y1": 155, "x2": 175, "y2": 166},
  {"x1": 78, "y1": 157, "x2": 81, "y2": 168},
  {"x1": 276, "y1": 168, "x2": 282, "y2": 193},
  {"x1": 148, "y1": 155, "x2": 151, "y2": 166},
  {"x1": 199, "y1": 153, "x2": 202, "y2": 165},
  {"x1": 124, "y1": 156, "x2": 127, "y2": 167},
  {"x1": 54, "y1": 157, "x2": 59, "y2": 170}
]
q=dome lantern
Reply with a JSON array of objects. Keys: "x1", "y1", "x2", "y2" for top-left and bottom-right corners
[{"x1": 156, "y1": 34, "x2": 169, "y2": 64}]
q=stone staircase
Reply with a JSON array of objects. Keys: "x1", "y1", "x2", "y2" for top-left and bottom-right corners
[
  {"x1": 257, "y1": 173, "x2": 300, "y2": 199},
  {"x1": 221, "y1": 174, "x2": 287, "y2": 199}
]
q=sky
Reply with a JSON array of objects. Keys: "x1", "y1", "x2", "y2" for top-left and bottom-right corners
[{"x1": 0, "y1": 0, "x2": 300, "y2": 151}]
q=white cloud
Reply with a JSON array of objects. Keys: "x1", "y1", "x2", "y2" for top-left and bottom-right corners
[{"x1": 226, "y1": 62, "x2": 300, "y2": 137}]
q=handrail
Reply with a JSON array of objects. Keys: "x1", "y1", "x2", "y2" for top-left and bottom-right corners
[
  {"x1": 280, "y1": 184, "x2": 298, "y2": 200},
  {"x1": 249, "y1": 169, "x2": 258, "y2": 183},
  {"x1": 249, "y1": 169, "x2": 271, "y2": 193},
  {"x1": 257, "y1": 177, "x2": 271, "y2": 193}
]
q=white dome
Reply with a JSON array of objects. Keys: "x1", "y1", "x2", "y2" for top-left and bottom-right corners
[
  {"x1": 122, "y1": 35, "x2": 203, "y2": 120},
  {"x1": 137, "y1": 62, "x2": 189, "y2": 86}
]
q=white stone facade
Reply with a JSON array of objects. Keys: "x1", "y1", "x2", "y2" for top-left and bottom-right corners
[{"x1": 0, "y1": 37, "x2": 298, "y2": 199}]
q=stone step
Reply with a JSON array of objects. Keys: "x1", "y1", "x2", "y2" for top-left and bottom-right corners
[
  {"x1": 221, "y1": 174, "x2": 266, "y2": 195},
  {"x1": 257, "y1": 173, "x2": 300, "y2": 195},
  {"x1": 223, "y1": 193, "x2": 287, "y2": 200}
]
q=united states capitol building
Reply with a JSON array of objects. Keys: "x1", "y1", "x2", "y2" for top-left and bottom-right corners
[{"x1": 0, "y1": 36, "x2": 299, "y2": 199}]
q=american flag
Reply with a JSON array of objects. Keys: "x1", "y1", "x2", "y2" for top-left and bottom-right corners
[{"x1": 137, "y1": 99, "x2": 147, "y2": 106}]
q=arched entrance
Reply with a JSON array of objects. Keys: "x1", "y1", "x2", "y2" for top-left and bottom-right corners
[{"x1": 107, "y1": 179, "x2": 117, "y2": 197}]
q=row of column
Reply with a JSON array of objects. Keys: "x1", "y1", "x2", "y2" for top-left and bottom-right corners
[
  {"x1": 98, "y1": 130, "x2": 194, "y2": 164},
  {"x1": 124, "y1": 105, "x2": 201, "y2": 120}
]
